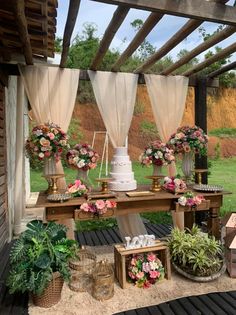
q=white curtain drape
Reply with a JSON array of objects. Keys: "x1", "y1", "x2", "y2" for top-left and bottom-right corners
[
  {"x1": 19, "y1": 65, "x2": 80, "y2": 189},
  {"x1": 88, "y1": 70, "x2": 147, "y2": 239},
  {"x1": 145, "y1": 75, "x2": 189, "y2": 229}
]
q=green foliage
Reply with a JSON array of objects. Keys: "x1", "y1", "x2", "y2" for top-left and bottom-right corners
[
  {"x1": 7, "y1": 220, "x2": 77, "y2": 295},
  {"x1": 134, "y1": 100, "x2": 145, "y2": 116},
  {"x1": 168, "y1": 225, "x2": 223, "y2": 276},
  {"x1": 67, "y1": 118, "x2": 83, "y2": 147},
  {"x1": 214, "y1": 142, "x2": 221, "y2": 160},
  {"x1": 209, "y1": 128, "x2": 236, "y2": 138},
  {"x1": 140, "y1": 120, "x2": 158, "y2": 137},
  {"x1": 175, "y1": 49, "x2": 199, "y2": 74},
  {"x1": 76, "y1": 218, "x2": 117, "y2": 231},
  {"x1": 54, "y1": 37, "x2": 62, "y2": 52}
]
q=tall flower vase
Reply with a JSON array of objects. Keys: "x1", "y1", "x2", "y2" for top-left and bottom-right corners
[
  {"x1": 153, "y1": 164, "x2": 162, "y2": 176},
  {"x1": 43, "y1": 157, "x2": 57, "y2": 194},
  {"x1": 77, "y1": 169, "x2": 88, "y2": 182},
  {"x1": 181, "y1": 152, "x2": 194, "y2": 183}
]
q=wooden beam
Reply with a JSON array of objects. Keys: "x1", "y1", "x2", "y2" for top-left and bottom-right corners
[
  {"x1": 91, "y1": 0, "x2": 236, "y2": 26},
  {"x1": 90, "y1": 5, "x2": 129, "y2": 70},
  {"x1": 111, "y1": 12, "x2": 163, "y2": 72},
  {"x1": 41, "y1": 0, "x2": 48, "y2": 58},
  {"x1": 208, "y1": 60, "x2": 236, "y2": 78},
  {"x1": 60, "y1": 0, "x2": 80, "y2": 68},
  {"x1": 134, "y1": 19, "x2": 202, "y2": 73},
  {"x1": 0, "y1": 65, "x2": 8, "y2": 87},
  {"x1": 161, "y1": 25, "x2": 236, "y2": 75},
  {"x1": 183, "y1": 42, "x2": 236, "y2": 76},
  {"x1": 13, "y1": 0, "x2": 33, "y2": 65}
]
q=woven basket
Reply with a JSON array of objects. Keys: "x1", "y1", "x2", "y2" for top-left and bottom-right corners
[
  {"x1": 92, "y1": 260, "x2": 114, "y2": 301},
  {"x1": 69, "y1": 247, "x2": 96, "y2": 292},
  {"x1": 32, "y1": 272, "x2": 64, "y2": 308}
]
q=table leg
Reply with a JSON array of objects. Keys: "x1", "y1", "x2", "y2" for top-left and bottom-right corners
[
  {"x1": 57, "y1": 218, "x2": 75, "y2": 240},
  {"x1": 207, "y1": 207, "x2": 220, "y2": 239},
  {"x1": 184, "y1": 212, "x2": 194, "y2": 230}
]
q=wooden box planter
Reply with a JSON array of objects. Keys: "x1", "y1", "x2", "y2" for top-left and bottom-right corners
[
  {"x1": 114, "y1": 240, "x2": 171, "y2": 289},
  {"x1": 175, "y1": 200, "x2": 210, "y2": 212},
  {"x1": 74, "y1": 208, "x2": 115, "y2": 221},
  {"x1": 225, "y1": 247, "x2": 236, "y2": 278}
]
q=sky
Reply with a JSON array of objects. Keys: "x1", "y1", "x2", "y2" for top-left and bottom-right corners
[{"x1": 56, "y1": 0, "x2": 236, "y2": 63}]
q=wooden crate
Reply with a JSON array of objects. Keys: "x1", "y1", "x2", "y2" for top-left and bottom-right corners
[
  {"x1": 114, "y1": 240, "x2": 171, "y2": 289},
  {"x1": 175, "y1": 199, "x2": 210, "y2": 212}
]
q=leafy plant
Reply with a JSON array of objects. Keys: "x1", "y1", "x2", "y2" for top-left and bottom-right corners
[
  {"x1": 140, "y1": 120, "x2": 158, "y2": 137},
  {"x1": 7, "y1": 220, "x2": 77, "y2": 295},
  {"x1": 168, "y1": 225, "x2": 223, "y2": 277}
]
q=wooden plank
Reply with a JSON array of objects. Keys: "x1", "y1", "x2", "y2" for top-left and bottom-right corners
[
  {"x1": 162, "y1": 25, "x2": 236, "y2": 75},
  {"x1": 0, "y1": 203, "x2": 6, "y2": 217},
  {"x1": 208, "y1": 292, "x2": 236, "y2": 315},
  {"x1": 0, "y1": 176, "x2": 5, "y2": 186},
  {"x1": 92, "y1": 0, "x2": 236, "y2": 26},
  {"x1": 90, "y1": 5, "x2": 129, "y2": 70},
  {"x1": 94, "y1": 229, "x2": 110, "y2": 245},
  {"x1": 183, "y1": 42, "x2": 236, "y2": 76},
  {"x1": 101, "y1": 229, "x2": 114, "y2": 245},
  {"x1": 178, "y1": 297, "x2": 200, "y2": 315},
  {"x1": 106, "y1": 228, "x2": 122, "y2": 243},
  {"x1": 82, "y1": 231, "x2": 94, "y2": 246},
  {"x1": 145, "y1": 223, "x2": 163, "y2": 238},
  {"x1": 198, "y1": 295, "x2": 227, "y2": 314},
  {"x1": 76, "y1": 230, "x2": 87, "y2": 246},
  {"x1": 0, "y1": 185, "x2": 5, "y2": 196},
  {"x1": 208, "y1": 60, "x2": 236, "y2": 78},
  {"x1": 136, "y1": 307, "x2": 150, "y2": 315},
  {"x1": 89, "y1": 230, "x2": 102, "y2": 246},
  {"x1": 111, "y1": 11, "x2": 163, "y2": 71},
  {"x1": 134, "y1": 19, "x2": 202, "y2": 73},
  {"x1": 13, "y1": 0, "x2": 33, "y2": 65},
  {"x1": 189, "y1": 296, "x2": 215, "y2": 315},
  {"x1": 60, "y1": 0, "x2": 81, "y2": 68},
  {"x1": 219, "y1": 292, "x2": 236, "y2": 309},
  {"x1": 168, "y1": 300, "x2": 189, "y2": 315},
  {"x1": 157, "y1": 303, "x2": 175, "y2": 315},
  {"x1": 144, "y1": 305, "x2": 162, "y2": 315}
]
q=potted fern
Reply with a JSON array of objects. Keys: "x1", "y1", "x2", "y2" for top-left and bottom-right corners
[
  {"x1": 168, "y1": 225, "x2": 225, "y2": 281},
  {"x1": 7, "y1": 220, "x2": 77, "y2": 308}
]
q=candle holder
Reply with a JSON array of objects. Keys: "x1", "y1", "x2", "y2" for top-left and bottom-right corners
[
  {"x1": 95, "y1": 178, "x2": 112, "y2": 193},
  {"x1": 145, "y1": 175, "x2": 165, "y2": 192},
  {"x1": 44, "y1": 174, "x2": 65, "y2": 195},
  {"x1": 194, "y1": 169, "x2": 208, "y2": 184}
]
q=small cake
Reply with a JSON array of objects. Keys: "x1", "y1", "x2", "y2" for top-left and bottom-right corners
[{"x1": 109, "y1": 147, "x2": 137, "y2": 191}]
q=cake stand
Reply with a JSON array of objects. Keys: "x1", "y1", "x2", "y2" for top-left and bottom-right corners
[
  {"x1": 44, "y1": 174, "x2": 65, "y2": 195},
  {"x1": 95, "y1": 178, "x2": 112, "y2": 193},
  {"x1": 145, "y1": 175, "x2": 165, "y2": 192},
  {"x1": 193, "y1": 169, "x2": 208, "y2": 184}
]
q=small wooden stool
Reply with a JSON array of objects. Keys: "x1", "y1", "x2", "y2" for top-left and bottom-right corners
[{"x1": 114, "y1": 240, "x2": 171, "y2": 289}]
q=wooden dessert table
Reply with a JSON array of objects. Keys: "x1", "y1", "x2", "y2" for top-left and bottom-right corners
[{"x1": 36, "y1": 185, "x2": 229, "y2": 240}]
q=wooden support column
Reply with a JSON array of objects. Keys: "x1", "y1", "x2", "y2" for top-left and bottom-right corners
[{"x1": 193, "y1": 76, "x2": 208, "y2": 225}]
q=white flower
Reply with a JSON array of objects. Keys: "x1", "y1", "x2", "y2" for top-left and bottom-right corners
[
  {"x1": 178, "y1": 196, "x2": 187, "y2": 206},
  {"x1": 73, "y1": 156, "x2": 79, "y2": 163},
  {"x1": 170, "y1": 139, "x2": 175, "y2": 144},
  {"x1": 146, "y1": 148, "x2": 152, "y2": 155},
  {"x1": 77, "y1": 159, "x2": 85, "y2": 168},
  {"x1": 174, "y1": 178, "x2": 181, "y2": 185},
  {"x1": 164, "y1": 176, "x2": 172, "y2": 184},
  {"x1": 34, "y1": 129, "x2": 43, "y2": 136},
  {"x1": 149, "y1": 261, "x2": 158, "y2": 270},
  {"x1": 38, "y1": 152, "x2": 44, "y2": 158}
]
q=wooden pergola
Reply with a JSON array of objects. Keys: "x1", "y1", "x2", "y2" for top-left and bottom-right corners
[{"x1": 0, "y1": 0, "x2": 236, "y2": 247}]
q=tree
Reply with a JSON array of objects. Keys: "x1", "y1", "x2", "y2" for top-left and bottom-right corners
[{"x1": 54, "y1": 37, "x2": 62, "y2": 52}]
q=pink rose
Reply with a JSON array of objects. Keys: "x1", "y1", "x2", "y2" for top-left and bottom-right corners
[
  {"x1": 74, "y1": 179, "x2": 82, "y2": 187},
  {"x1": 149, "y1": 270, "x2": 160, "y2": 279},
  {"x1": 135, "y1": 272, "x2": 144, "y2": 280},
  {"x1": 80, "y1": 203, "x2": 90, "y2": 212},
  {"x1": 47, "y1": 132, "x2": 55, "y2": 140},
  {"x1": 39, "y1": 137, "x2": 50, "y2": 147},
  {"x1": 147, "y1": 253, "x2": 156, "y2": 262},
  {"x1": 44, "y1": 151, "x2": 51, "y2": 157},
  {"x1": 95, "y1": 200, "x2": 106, "y2": 210}
]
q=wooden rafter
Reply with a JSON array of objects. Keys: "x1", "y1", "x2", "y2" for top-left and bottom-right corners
[
  {"x1": 91, "y1": 0, "x2": 236, "y2": 26},
  {"x1": 183, "y1": 42, "x2": 236, "y2": 76},
  {"x1": 41, "y1": 0, "x2": 48, "y2": 58},
  {"x1": 13, "y1": 0, "x2": 33, "y2": 65},
  {"x1": 60, "y1": 0, "x2": 81, "y2": 68},
  {"x1": 90, "y1": 6, "x2": 129, "y2": 71},
  {"x1": 111, "y1": 12, "x2": 163, "y2": 72},
  {"x1": 161, "y1": 25, "x2": 236, "y2": 75},
  {"x1": 134, "y1": 19, "x2": 202, "y2": 74},
  {"x1": 208, "y1": 60, "x2": 236, "y2": 78}
]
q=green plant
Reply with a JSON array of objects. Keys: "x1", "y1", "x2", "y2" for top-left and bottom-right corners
[
  {"x1": 140, "y1": 120, "x2": 158, "y2": 137},
  {"x1": 214, "y1": 142, "x2": 221, "y2": 160},
  {"x1": 7, "y1": 220, "x2": 77, "y2": 295},
  {"x1": 134, "y1": 100, "x2": 145, "y2": 116},
  {"x1": 209, "y1": 128, "x2": 236, "y2": 138},
  {"x1": 168, "y1": 225, "x2": 223, "y2": 277}
]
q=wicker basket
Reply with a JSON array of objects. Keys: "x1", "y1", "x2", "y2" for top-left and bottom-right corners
[
  {"x1": 92, "y1": 259, "x2": 114, "y2": 301},
  {"x1": 69, "y1": 247, "x2": 96, "y2": 292},
  {"x1": 32, "y1": 272, "x2": 64, "y2": 308}
]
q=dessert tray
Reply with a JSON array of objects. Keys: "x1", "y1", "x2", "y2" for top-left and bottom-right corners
[
  {"x1": 193, "y1": 184, "x2": 223, "y2": 192},
  {"x1": 47, "y1": 193, "x2": 71, "y2": 202}
]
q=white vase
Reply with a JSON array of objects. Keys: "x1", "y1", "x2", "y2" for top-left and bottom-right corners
[
  {"x1": 153, "y1": 164, "x2": 162, "y2": 176},
  {"x1": 181, "y1": 152, "x2": 193, "y2": 181},
  {"x1": 43, "y1": 157, "x2": 57, "y2": 176}
]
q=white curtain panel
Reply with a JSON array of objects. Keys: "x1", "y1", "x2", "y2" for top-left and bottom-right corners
[
  {"x1": 19, "y1": 65, "x2": 80, "y2": 189},
  {"x1": 145, "y1": 75, "x2": 189, "y2": 229},
  {"x1": 88, "y1": 70, "x2": 147, "y2": 239},
  {"x1": 88, "y1": 70, "x2": 138, "y2": 147}
]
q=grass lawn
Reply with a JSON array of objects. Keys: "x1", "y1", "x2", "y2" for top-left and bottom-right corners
[{"x1": 31, "y1": 158, "x2": 236, "y2": 230}]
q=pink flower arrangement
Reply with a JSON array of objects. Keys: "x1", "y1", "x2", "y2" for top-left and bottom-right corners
[
  {"x1": 66, "y1": 143, "x2": 99, "y2": 171},
  {"x1": 168, "y1": 125, "x2": 208, "y2": 156},
  {"x1": 178, "y1": 191, "x2": 205, "y2": 207},
  {"x1": 80, "y1": 199, "x2": 117, "y2": 217},
  {"x1": 163, "y1": 176, "x2": 187, "y2": 193},
  {"x1": 139, "y1": 140, "x2": 175, "y2": 167},
  {"x1": 25, "y1": 123, "x2": 69, "y2": 161},
  {"x1": 128, "y1": 252, "x2": 164, "y2": 288},
  {"x1": 67, "y1": 179, "x2": 88, "y2": 197}
]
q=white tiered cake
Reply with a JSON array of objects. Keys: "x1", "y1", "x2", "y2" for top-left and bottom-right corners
[{"x1": 109, "y1": 147, "x2": 137, "y2": 191}]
